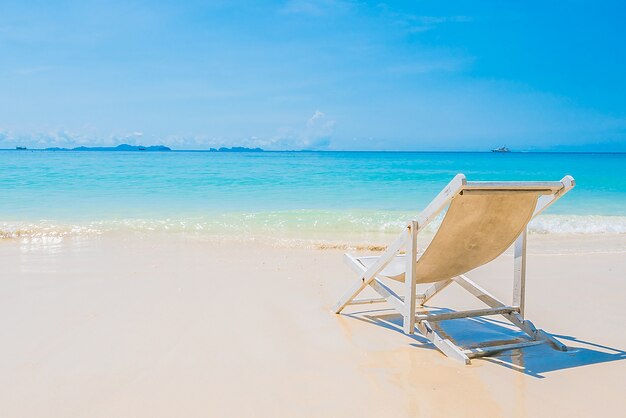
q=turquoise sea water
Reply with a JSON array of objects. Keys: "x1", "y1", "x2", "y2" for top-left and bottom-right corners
[{"x1": 1, "y1": 151, "x2": 625, "y2": 238}]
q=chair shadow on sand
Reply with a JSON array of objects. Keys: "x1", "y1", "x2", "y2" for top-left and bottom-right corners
[{"x1": 345, "y1": 307, "x2": 626, "y2": 379}]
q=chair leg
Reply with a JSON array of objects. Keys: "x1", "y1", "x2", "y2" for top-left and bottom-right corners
[
  {"x1": 419, "y1": 279, "x2": 453, "y2": 305},
  {"x1": 415, "y1": 320, "x2": 470, "y2": 364},
  {"x1": 333, "y1": 277, "x2": 369, "y2": 314},
  {"x1": 505, "y1": 312, "x2": 567, "y2": 351},
  {"x1": 513, "y1": 229, "x2": 527, "y2": 317},
  {"x1": 403, "y1": 221, "x2": 418, "y2": 334}
]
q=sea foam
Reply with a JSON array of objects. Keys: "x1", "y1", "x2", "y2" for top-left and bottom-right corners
[{"x1": 2, "y1": 212, "x2": 625, "y2": 239}]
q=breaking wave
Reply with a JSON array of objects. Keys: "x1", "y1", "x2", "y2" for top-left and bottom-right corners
[{"x1": 1, "y1": 211, "x2": 626, "y2": 239}]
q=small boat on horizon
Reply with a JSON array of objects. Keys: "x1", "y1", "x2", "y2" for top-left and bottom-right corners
[
  {"x1": 491, "y1": 146, "x2": 510, "y2": 153},
  {"x1": 15, "y1": 146, "x2": 27, "y2": 150}
]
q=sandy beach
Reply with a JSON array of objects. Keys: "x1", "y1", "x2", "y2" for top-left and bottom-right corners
[{"x1": 2, "y1": 232, "x2": 625, "y2": 417}]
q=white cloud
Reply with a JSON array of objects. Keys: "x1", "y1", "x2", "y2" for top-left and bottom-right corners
[
  {"x1": 280, "y1": 0, "x2": 352, "y2": 16},
  {"x1": 306, "y1": 110, "x2": 335, "y2": 135},
  {"x1": 378, "y1": 7, "x2": 473, "y2": 34},
  {"x1": 306, "y1": 110, "x2": 323, "y2": 126},
  {"x1": 236, "y1": 110, "x2": 337, "y2": 150}
]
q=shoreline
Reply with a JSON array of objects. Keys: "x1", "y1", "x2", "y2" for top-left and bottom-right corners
[
  {"x1": 2, "y1": 212, "x2": 626, "y2": 241},
  {"x1": 3, "y1": 224, "x2": 626, "y2": 260},
  {"x1": 3, "y1": 228, "x2": 626, "y2": 254}
]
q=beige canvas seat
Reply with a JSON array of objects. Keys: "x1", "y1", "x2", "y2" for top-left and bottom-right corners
[{"x1": 334, "y1": 174, "x2": 575, "y2": 364}]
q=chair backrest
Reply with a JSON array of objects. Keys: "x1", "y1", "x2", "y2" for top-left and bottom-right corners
[{"x1": 414, "y1": 187, "x2": 554, "y2": 283}]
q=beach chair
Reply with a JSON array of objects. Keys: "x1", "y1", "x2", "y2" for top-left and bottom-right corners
[{"x1": 334, "y1": 174, "x2": 575, "y2": 364}]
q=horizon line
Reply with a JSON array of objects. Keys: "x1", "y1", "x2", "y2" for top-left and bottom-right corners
[{"x1": 2, "y1": 148, "x2": 625, "y2": 154}]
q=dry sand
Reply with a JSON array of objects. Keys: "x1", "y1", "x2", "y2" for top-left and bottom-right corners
[{"x1": 1, "y1": 233, "x2": 625, "y2": 417}]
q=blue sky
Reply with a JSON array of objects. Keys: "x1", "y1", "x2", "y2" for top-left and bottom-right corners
[{"x1": 1, "y1": 0, "x2": 625, "y2": 151}]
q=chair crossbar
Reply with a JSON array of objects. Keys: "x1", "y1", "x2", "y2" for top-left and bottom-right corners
[
  {"x1": 348, "y1": 297, "x2": 388, "y2": 306},
  {"x1": 348, "y1": 294, "x2": 426, "y2": 306},
  {"x1": 463, "y1": 340, "x2": 546, "y2": 359},
  {"x1": 464, "y1": 181, "x2": 563, "y2": 192},
  {"x1": 416, "y1": 306, "x2": 519, "y2": 322}
]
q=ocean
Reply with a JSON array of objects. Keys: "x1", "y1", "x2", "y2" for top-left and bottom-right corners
[{"x1": 1, "y1": 150, "x2": 625, "y2": 239}]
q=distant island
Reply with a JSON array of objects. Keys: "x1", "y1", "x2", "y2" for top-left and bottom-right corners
[
  {"x1": 208, "y1": 147, "x2": 264, "y2": 152},
  {"x1": 12, "y1": 145, "x2": 266, "y2": 152},
  {"x1": 45, "y1": 144, "x2": 172, "y2": 152}
]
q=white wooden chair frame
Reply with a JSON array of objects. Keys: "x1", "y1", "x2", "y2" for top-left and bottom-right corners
[{"x1": 334, "y1": 174, "x2": 575, "y2": 364}]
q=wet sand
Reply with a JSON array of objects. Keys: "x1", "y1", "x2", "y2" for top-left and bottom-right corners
[{"x1": 1, "y1": 233, "x2": 625, "y2": 417}]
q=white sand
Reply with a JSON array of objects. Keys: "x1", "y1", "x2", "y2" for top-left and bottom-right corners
[{"x1": 1, "y1": 233, "x2": 625, "y2": 417}]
